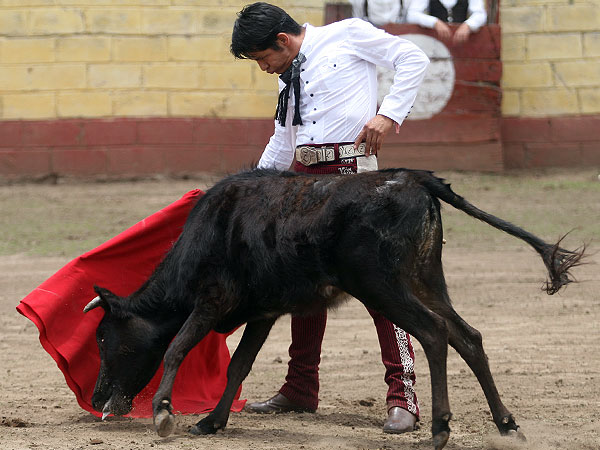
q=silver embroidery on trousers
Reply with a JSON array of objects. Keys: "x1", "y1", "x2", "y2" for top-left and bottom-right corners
[{"x1": 394, "y1": 326, "x2": 418, "y2": 415}]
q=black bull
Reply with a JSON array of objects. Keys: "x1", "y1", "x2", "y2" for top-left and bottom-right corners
[{"x1": 84, "y1": 168, "x2": 583, "y2": 450}]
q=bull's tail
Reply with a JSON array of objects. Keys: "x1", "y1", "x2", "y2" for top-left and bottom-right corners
[{"x1": 416, "y1": 171, "x2": 585, "y2": 294}]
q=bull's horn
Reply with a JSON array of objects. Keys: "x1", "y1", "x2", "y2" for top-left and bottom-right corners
[
  {"x1": 84, "y1": 296, "x2": 103, "y2": 313},
  {"x1": 101, "y1": 399, "x2": 112, "y2": 421}
]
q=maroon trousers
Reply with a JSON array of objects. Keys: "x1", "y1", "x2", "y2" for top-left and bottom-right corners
[{"x1": 278, "y1": 156, "x2": 419, "y2": 418}]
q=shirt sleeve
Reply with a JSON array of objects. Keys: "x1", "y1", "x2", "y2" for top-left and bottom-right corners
[
  {"x1": 406, "y1": 0, "x2": 438, "y2": 29},
  {"x1": 465, "y1": 0, "x2": 487, "y2": 32},
  {"x1": 345, "y1": 18, "x2": 429, "y2": 126},
  {"x1": 348, "y1": 0, "x2": 367, "y2": 21},
  {"x1": 257, "y1": 119, "x2": 297, "y2": 170},
  {"x1": 257, "y1": 79, "x2": 297, "y2": 170}
]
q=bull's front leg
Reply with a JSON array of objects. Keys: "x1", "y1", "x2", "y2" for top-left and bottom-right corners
[
  {"x1": 190, "y1": 317, "x2": 276, "y2": 435},
  {"x1": 152, "y1": 307, "x2": 215, "y2": 437}
]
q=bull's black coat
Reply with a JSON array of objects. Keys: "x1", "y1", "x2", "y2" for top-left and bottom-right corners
[{"x1": 85, "y1": 168, "x2": 583, "y2": 450}]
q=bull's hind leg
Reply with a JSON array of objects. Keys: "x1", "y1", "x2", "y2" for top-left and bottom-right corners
[
  {"x1": 347, "y1": 282, "x2": 453, "y2": 450},
  {"x1": 414, "y1": 272, "x2": 525, "y2": 440},
  {"x1": 190, "y1": 317, "x2": 277, "y2": 435},
  {"x1": 442, "y1": 303, "x2": 525, "y2": 440}
]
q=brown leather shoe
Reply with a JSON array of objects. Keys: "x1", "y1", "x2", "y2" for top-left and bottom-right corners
[
  {"x1": 245, "y1": 393, "x2": 315, "y2": 414},
  {"x1": 383, "y1": 407, "x2": 417, "y2": 434}
]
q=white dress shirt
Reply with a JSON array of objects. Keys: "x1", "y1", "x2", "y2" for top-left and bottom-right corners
[
  {"x1": 349, "y1": 0, "x2": 409, "y2": 26},
  {"x1": 407, "y1": 0, "x2": 487, "y2": 32},
  {"x1": 258, "y1": 18, "x2": 429, "y2": 171}
]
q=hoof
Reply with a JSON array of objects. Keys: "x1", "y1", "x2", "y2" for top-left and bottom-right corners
[
  {"x1": 499, "y1": 414, "x2": 523, "y2": 437},
  {"x1": 154, "y1": 408, "x2": 176, "y2": 437},
  {"x1": 433, "y1": 431, "x2": 449, "y2": 450},
  {"x1": 189, "y1": 416, "x2": 219, "y2": 435},
  {"x1": 189, "y1": 424, "x2": 209, "y2": 436}
]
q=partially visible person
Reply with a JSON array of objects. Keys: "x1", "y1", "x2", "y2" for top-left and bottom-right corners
[
  {"x1": 231, "y1": 2, "x2": 429, "y2": 435},
  {"x1": 349, "y1": 0, "x2": 411, "y2": 26},
  {"x1": 406, "y1": 0, "x2": 487, "y2": 45}
]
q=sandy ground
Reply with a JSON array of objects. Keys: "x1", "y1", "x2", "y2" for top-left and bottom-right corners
[{"x1": 1, "y1": 171, "x2": 599, "y2": 450}]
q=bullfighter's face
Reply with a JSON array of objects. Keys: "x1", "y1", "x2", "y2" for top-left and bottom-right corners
[
  {"x1": 84, "y1": 288, "x2": 166, "y2": 419},
  {"x1": 248, "y1": 34, "x2": 296, "y2": 75}
]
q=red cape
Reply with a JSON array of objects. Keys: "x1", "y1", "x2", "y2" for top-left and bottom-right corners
[{"x1": 16, "y1": 189, "x2": 245, "y2": 418}]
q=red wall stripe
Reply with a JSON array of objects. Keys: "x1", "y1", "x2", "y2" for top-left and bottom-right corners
[{"x1": 1, "y1": 114, "x2": 599, "y2": 179}]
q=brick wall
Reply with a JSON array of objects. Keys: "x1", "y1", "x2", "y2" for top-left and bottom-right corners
[
  {"x1": 500, "y1": 0, "x2": 600, "y2": 168},
  {"x1": 0, "y1": 1, "x2": 326, "y2": 121},
  {"x1": 0, "y1": 1, "x2": 599, "y2": 179},
  {"x1": 0, "y1": 1, "x2": 325, "y2": 180},
  {"x1": 501, "y1": 1, "x2": 600, "y2": 116}
]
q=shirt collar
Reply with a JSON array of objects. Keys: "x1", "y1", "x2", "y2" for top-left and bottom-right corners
[
  {"x1": 299, "y1": 23, "x2": 315, "y2": 58},
  {"x1": 440, "y1": 0, "x2": 459, "y2": 8}
]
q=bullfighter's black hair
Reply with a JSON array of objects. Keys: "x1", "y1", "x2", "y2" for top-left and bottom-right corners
[{"x1": 231, "y1": 2, "x2": 302, "y2": 59}]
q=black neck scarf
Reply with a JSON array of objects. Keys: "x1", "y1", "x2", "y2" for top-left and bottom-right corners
[{"x1": 275, "y1": 52, "x2": 306, "y2": 127}]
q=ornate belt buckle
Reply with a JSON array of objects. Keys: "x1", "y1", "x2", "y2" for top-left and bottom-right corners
[
  {"x1": 338, "y1": 143, "x2": 366, "y2": 159},
  {"x1": 338, "y1": 144, "x2": 353, "y2": 159},
  {"x1": 298, "y1": 146, "x2": 317, "y2": 166},
  {"x1": 324, "y1": 147, "x2": 335, "y2": 161},
  {"x1": 296, "y1": 145, "x2": 336, "y2": 166}
]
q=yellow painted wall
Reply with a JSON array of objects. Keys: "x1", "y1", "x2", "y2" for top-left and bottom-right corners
[
  {"x1": 0, "y1": 1, "x2": 324, "y2": 120},
  {"x1": 501, "y1": 0, "x2": 600, "y2": 117},
  {"x1": 1, "y1": 1, "x2": 598, "y2": 120}
]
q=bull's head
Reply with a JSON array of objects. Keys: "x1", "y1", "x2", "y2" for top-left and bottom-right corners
[{"x1": 84, "y1": 286, "x2": 167, "y2": 420}]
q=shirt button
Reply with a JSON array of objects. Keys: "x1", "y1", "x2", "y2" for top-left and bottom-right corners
[
  {"x1": 310, "y1": 94, "x2": 314, "y2": 97},
  {"x1": 313, "y1": 121, "x2": 316, "y2": 124},
  {"x1": 314, "y1": 108, "x2": 317, "y2": 111},
  {"x1": 310, "y1": 137, "x2": 314, "y2": 141},
  {"x1": 305, "y1": 80, "x2": 309, "y2": 84}
]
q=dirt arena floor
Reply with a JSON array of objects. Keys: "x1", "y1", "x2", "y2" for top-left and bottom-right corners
[{"x1": 1, "y1": 169, "x2": 599, "y2": 449}]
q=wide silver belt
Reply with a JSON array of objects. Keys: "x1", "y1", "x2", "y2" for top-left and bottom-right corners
[{"x1": 295, "y1": 142, "x2": 367, "y2": 166}]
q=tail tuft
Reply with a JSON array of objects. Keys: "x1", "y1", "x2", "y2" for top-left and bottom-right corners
[
  {"x1": 542, "y1": 234, "x2": 586, "y2": 295},
  {"x1": 416, "y1": 170, "x2": 586, "y2": 295}
]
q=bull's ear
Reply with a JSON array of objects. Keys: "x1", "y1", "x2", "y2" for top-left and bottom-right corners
[{"x1": 84, "y1": 286, "x2": 120, "y2": 313}]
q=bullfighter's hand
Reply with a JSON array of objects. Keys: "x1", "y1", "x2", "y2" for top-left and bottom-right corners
[
  {"x1": 354, "y1": 114, "x2": 395, "y2": 156},
  {"x1": 453, "y1": 23, "x2": 471, "y2": 45}
]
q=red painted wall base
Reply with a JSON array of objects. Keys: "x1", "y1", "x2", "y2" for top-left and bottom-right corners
[
  {"x1": 0, "y1": 115, "x2": 598, "y2": 180},
  {"x1": 502, "y1": 116, "x2": 600, "y2": 169}
]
